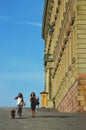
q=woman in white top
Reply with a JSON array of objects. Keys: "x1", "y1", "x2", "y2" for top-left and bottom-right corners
[{"x1": 15, "y1": 93, "x2": 23, "y2": 118}]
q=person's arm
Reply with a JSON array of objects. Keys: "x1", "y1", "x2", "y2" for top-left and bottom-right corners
[
  {"x1": 30, "y1": 97, "x2": 32, "y2": 102},
  {"x1": 14, "y1": 96, "x2": 18, "y2": 100}
]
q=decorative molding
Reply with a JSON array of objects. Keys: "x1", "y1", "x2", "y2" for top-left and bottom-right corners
[
  {"x1": 70, "y1": 17, "x2": 75, "y2": 26},
  {"x1": 72, "y1": 57, "x2": 76, "y2": 64},
  {"x1": 44, "y1": 54, "x2": 53, "y2": 63},
  {"x1": 64, "y1": 38, "x2": 68, "y2": 45},
  {"x1": 66, "y1": 29, "x2": 71, "y2": 36},
  {"x1": 47, "y1": 25, "x2": 54, "y2": 35},
  {"x1": 68, "y1": 65, "x2": 72, "y2": 71},
  {"x1": 58, "y1": 0, "x2": 60, "y2": 5}
]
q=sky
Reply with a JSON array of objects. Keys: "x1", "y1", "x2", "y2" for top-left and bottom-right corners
[{"x1": 0, "y1": 0, "x2": 45, "y2": 107}]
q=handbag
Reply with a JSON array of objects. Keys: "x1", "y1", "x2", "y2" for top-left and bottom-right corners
[{"x1": 20, "y1": 101, "x2": 26, "y2": 106}]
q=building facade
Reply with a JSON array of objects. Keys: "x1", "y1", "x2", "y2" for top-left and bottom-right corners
[{"x1": 42, "y1": 0, "x2": 86, "y2": 112}]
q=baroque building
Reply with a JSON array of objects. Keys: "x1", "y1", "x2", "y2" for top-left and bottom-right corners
[{"x1": 42, "y1": 0, "x2": 86, "y2": 112}]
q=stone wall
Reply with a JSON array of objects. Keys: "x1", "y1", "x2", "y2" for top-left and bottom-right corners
[
  {"x1": 57, "y1": 80, "x2": 79, "y2": 112},
  {"x1": 78, "y1": 74, "x2": 86, "y2": 112}
]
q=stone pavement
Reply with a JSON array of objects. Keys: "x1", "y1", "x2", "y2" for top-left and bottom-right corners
[{"x1": 0, "y1": 107, "x2": 86, "y2": 130}]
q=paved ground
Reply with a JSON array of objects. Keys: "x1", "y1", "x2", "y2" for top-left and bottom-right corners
[{"x1": 0, "y1": 107, "x2": 86, "y2": 130}]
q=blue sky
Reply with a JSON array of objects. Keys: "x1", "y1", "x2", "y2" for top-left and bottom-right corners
[{"x1": 0, "y1": 0, "x2": 44, "y2": 107}]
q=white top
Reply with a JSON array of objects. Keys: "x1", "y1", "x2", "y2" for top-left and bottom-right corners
[{"x1": 17, "y1": 97, "x2": 22, "y2": 105}]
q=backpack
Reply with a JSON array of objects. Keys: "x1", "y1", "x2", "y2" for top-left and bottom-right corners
[{"x1": 36, "y1": 99, "x2": 39, "y2": 105}]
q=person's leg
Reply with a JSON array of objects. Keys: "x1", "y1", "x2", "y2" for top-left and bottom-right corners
[
  {"x1": 31, "y1": 104, "x2": 36, "y2": 117},
  {"x1": 32, "y1": 111, "x2": 33, "y2": 117},
  {"x1": 31, "y1": 108, "x2": 35, "y2": 117},
  {"x1": 32, "y1": 110, "x2": 35, "y2": 117},
  {"x1": 18, "y1": 105, "x2": 22, "y2": 118},
  {"x1": 17, "y1": 105, "x2": 20, "y2": 115},
  {"x1": 19, "y1": 105, "x2": 22, "y2": 117}
]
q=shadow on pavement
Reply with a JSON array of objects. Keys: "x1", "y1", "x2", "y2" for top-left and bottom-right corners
[{"x1": 36, "y1": 115, "x2": 78, "y2": 118}]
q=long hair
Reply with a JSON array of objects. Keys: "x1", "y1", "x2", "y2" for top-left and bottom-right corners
[
  {"x1": 18, "y1": 93, "x2": 23, "y2": 101},
  {"x1": 30, "y1": 92, "x2": 36, "y2": 97}
]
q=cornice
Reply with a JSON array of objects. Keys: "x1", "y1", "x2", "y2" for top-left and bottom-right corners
[
  {"x1": 42, "y1": 0, "x2": 55, "y2": 40},
  {"x1": 42, "y1": 0, "x2": 48, "y2": 40}
]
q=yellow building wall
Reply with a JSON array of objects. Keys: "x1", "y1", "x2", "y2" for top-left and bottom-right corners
[
  {"x1": 76, "y1": 0, "x2": 86, "y2": 112},
  {"x1": 42, "y1": 0, "x2": 86, "y2": 112}
]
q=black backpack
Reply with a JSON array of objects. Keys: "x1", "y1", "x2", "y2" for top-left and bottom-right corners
[{"x1": 36, "y1": 99, "x2": 39, "y2": 105}]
